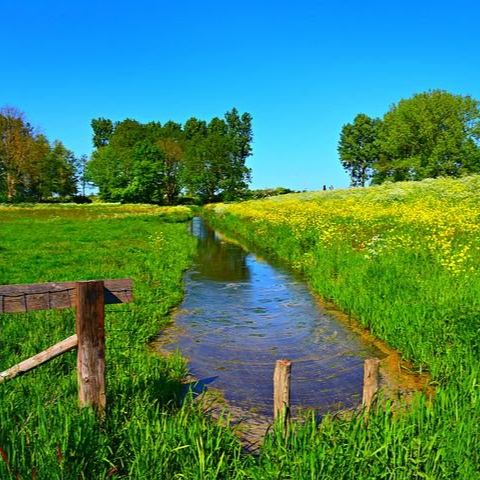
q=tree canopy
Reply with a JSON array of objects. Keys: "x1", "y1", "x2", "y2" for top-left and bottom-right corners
[
  {"x1": 0, "y1": 106, "x2": 77, "y2": 202},
  {"x1": 338, "y1": 114, "x2": 381, "y2": 187},
  {"x1": 338, "y1": 90, "x2": 480, "y2": 186},
  {"x1": 86, "y1": 108, "x2": 253, "y2": 204}
]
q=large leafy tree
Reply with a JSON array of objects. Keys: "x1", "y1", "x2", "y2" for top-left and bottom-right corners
[
  {"x1": 156, "y1": 137, "x2": 184, "y2": 205},
  {"x1": 184, "y1": 117, "x2": 232, "y2": 202},
  {"x1": 374, "y1": 90, "x2": 480, "y2": 183},
  {"x1": 122, "y1": 141, "x2": 166, "y2": 203},
  {"x1": 0, "y1": 106, "x2": 34, "y2": 201},
  {"x1": 338, "y1": 113, "x2": 381, "y2": 187},
  {"x1": 223, "y1": 108, "x2": 252, "y2": 199},
  {"x1": 339, "y1": 91, "x2": 480, "y2": 186},
  {"x1": 87, "y1": 109, "x2": 253, "y2": 204},
  {"x1": 87, "y1": 118, "x2": 148, "y2": 201},
  {"x1": 184, "y1": 110, "x2": 252, "y2": 202},
  {"x1": 0, "y1": 106, "x2": 77, "y2": 201}
]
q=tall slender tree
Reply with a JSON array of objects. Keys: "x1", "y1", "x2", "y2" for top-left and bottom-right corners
[{"x1": 338, "y1": 114, "x2": 381, "y2": 187}]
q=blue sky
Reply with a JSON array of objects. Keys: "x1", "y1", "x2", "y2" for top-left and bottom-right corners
[{"x1": 2, "y1": 0, "x2": 480, "y2": 191}]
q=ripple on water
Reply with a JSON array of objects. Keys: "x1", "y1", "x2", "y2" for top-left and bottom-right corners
[{"x1": 157, "y1": 217, "x2": 387, "y2": 418}]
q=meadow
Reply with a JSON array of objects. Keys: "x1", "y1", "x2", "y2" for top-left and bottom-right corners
[
  {"x1": 2, "y1": 177, "x2": 480, "y2": 479},
  {"x1": 0, "y1": 204, "x2": 247, "y2": 479},
  {"x1": 205, "y1": 175, "x2": 480, "y2": 478}
]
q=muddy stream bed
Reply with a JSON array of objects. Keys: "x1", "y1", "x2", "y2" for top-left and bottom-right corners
[{"x1": 155, "y1": 217, "x2": 426, "y2": 447}]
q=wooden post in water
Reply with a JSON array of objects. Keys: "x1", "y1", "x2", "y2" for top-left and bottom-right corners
[
  {"x1": 76, "y1": 280, "x2": 106, "y2": 413},
  {"x1": 274, "y1": 359, "x2": 292, "y2": 427},
  {"x1": 362, "y1": 358, "x2": 380, "y2": 412}
]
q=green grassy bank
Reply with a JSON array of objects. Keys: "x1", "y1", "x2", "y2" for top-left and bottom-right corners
[
  {"x1": 0, "y1": 204, "x2": 247, "y2": 479},
  {"x1": 204, "y1": 176, "x2": 480, "y2": 479}
]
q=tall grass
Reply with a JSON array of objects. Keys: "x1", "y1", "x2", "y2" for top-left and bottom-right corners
[
  {"x1": 3, "y1": 190, "x2": 480, "y2": 478},
  {"x1": 0, "y1": 204, "x2": 248, "y2": 479},
  {"x1": 205, "y1": 175, "x2": 480, "y2": 478}
]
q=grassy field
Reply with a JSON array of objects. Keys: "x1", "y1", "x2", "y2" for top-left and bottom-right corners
[
  {"x1": 2, "y1": 179, "x2": 480, "y2": 479},
  {"x1": 0, "y1": 204, "x2": 248, "y2": 479}
]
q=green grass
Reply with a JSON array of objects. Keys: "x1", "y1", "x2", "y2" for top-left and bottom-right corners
[
  {"x1": 0, "y1": 204, "x2": 249, "y2": 479},
  {"x1": 204, "y1": 176, "x2": 480, "y2": 478},
  {"x1": 3, "y1": 189, "x2": 480, "y2": 479}
]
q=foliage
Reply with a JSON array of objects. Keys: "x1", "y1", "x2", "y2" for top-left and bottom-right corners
[
  {"x1": 339, "y1": 90, "x2": 480, "y2": 186},
  {"x1": 0, "y1": 106, "x2": 78, "y2": 202},
  {"x1": 338, "y1": 113, "x2": 381, "y2": 186},
  {"x1": 375, "y1": 90, "x2": 480, "y2": 183},
  {"x1": 86, "y1": 108, "x2": 253, "y2": 205},
  {"x1": 91, "y1": 118, "x2": 114, "y2": 149},
  {"x1": 246, "y1": 186, "x2": 297, "y2": 199}
]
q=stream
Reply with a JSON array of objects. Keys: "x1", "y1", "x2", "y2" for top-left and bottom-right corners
[{"x1": 156, "y1": 217, "x2": 396, "y2": 419}]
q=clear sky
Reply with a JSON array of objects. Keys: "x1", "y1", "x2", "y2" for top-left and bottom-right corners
[{"x1": 2, "y1": 0, "x2": 480, "y2": 191}]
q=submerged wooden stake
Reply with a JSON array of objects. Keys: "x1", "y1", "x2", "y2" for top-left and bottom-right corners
[
  {"x1": 274, "y1": 359, "x2": 292, "y2": 426},
  {"x1": 362, "y1": 358, "x2": 380, "y2": 411}
]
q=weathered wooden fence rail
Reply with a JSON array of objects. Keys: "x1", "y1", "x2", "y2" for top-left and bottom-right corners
[{"x1": 0, "y1": 279, "x2": 133, "y2": 413}]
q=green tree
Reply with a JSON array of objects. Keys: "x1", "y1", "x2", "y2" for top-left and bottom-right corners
[
  {"x1": 87, "y1": 108, "x2": 253, "y2": 204},
  {"x1": 47, "y1": 141, "x2": 77, "y2": 198},
  {"x1": 184, "y1": 117, "x2": 231, "y2": 202},
  {"x1": 122, "y1": 140, "x2": 166, "y2": 203},
  {"x1": 338, "y1": 114, "x2": 381, "y2": 187},
  {"x1": 156, "y1": 137, "x2": 184, "y2": 205},
  {"x1": 86, "y1": 145, "x2": 125, "y2": 201},
  {"x1": 184, "y1": 117, "x2": 207, "y2": 140},
  {"x1": 86, "y1": 119, "x2": 148, "y2": 202},
  {"x1": 0, "y1": 106, "x2": 77, "y2": 201},
  {"x1": 0, "y1": 106, "x2": 35, "y2": 201},
  {"x1": 91, "y1": 118, "x2": 114, "y2": 149},
  {"x1": 184, "y1": 110, "x2": 253, "y2": 202},
  {"x1": 223, "y1": 108, "x2": 252, "y2": 199},
  {"x1": 76, "y1": 154, "x2": 90, "y2": 196},
  {"x1": 374, "y1": 90, "x2": 480, "y2": 183}
]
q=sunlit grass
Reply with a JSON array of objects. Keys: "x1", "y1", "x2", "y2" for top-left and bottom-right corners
[
  {"x1": 205, "y1": 175, "x2": 480, "y2": 478},
  {"x1": 0, "y1": 204, "x2": 250, "y2": 478},
  {"x1": 3, "y1": 192, "x2": 480, "y2": 478}
]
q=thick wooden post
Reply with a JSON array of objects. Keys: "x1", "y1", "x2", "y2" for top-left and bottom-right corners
[
  {"x1": 76, "y1": 280, "x2": 106, "y2": 413},
  {"x1": 362, "y1": 358, "x2": 380, "y2": 412},
  {"x1": 274, "y1": 359, "x2": 292, "y2": 426}
]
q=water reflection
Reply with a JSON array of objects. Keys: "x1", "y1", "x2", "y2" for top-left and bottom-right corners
[
  {"x1": 158, "y1": 217, "x2": 384, "y2": 417},
  {"x1": 189, "y1": 218, "x2": 250, "y2": 282}
]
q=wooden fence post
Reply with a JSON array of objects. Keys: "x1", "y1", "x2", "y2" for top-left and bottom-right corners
[
  {"x1": 274, "y1": 359, "x2": 292, "y2": 427},
  {"x1": 76, "y1": 280, "x2": 106, "y2": 413},
  {"x1": 362, "y1": 358, "x2": 380, "y2": 412}
]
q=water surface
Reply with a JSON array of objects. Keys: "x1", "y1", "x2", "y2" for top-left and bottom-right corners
[{"x1": 157, "y1": 217, "x2": 385, "y2": 417}]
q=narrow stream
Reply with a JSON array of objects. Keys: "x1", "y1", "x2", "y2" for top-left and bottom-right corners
[{"x1": 157, "y1": 217, "x2": 386, "y2": 418}]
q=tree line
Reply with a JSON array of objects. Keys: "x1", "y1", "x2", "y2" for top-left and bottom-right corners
[
  {"x1": 0, "y1": 106, "x2": 78, "y2": 202},
  {"x1": 338, "y1": 90, "x2": 480, "y2": 186},
  {"x1": 85, "y1": 108, "x2": 253, "y2": 204}
]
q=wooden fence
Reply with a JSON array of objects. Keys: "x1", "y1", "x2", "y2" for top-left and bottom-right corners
[
  {"x1": 1, "y1": 279, "x2": 380, "y2": 420},
  {"x1": 0, "y1": 279, "x2": 133, "y2": 413}
]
